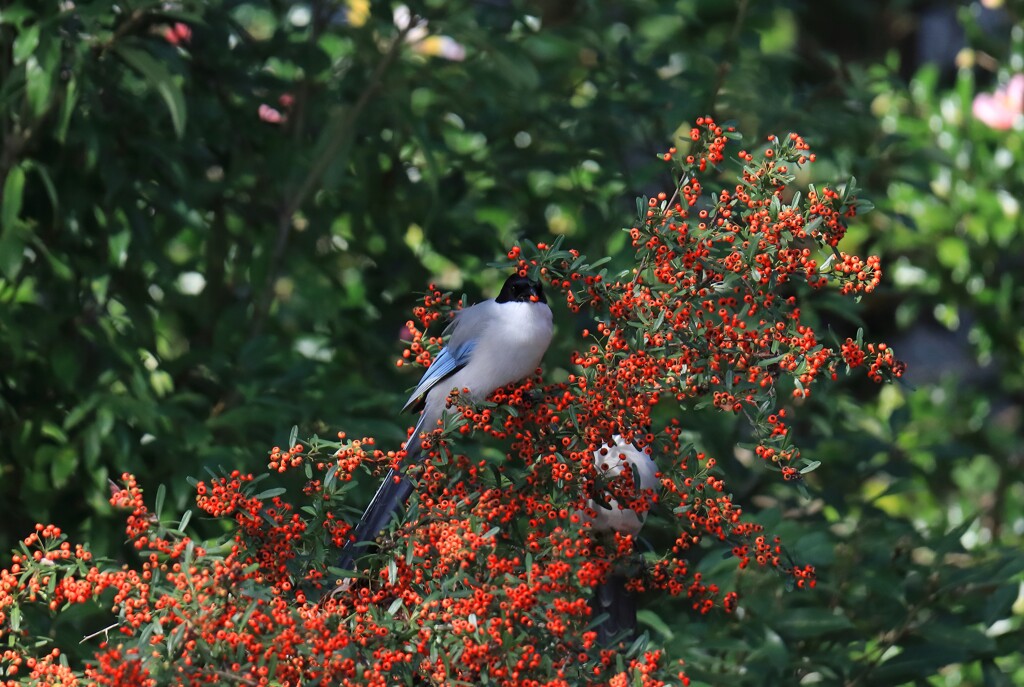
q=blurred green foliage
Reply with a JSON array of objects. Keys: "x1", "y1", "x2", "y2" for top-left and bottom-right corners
[{"x1": 1, "y1": 0, "x2": 1022, "y2": 684}]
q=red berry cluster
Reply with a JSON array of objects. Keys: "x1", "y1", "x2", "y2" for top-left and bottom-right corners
[{"x1": 0, "y1": 118, "x2": 899, "y2": 686}]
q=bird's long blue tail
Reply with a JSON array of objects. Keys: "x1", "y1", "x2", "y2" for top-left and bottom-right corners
[
  {"x1": 335, "y1": 444, "x2": 420, "y2": 573},
  {"x1": 591, "y1": 573, "x2": 638, "y2": 645}
]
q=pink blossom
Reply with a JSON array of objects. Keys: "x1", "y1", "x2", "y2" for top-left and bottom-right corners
[
  {"x1": 973, "y1": 74, "x2": 1024, "y2": 130},
  {"x1": 393, "y1": 5, "x2": 466, "y2": 61},
  {"x1": 163, "y1": 22, "x2": 191, "y2": 46},
  {"x1": 258, "y1": 104, "x2": 285, "y2": 125}
]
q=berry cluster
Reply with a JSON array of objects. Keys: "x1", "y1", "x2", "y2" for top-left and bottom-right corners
[{"x1": 0, "y1": 119, "x2": 900, "y2": 685}]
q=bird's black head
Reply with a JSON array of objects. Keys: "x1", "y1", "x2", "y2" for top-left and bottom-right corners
[{"x1": 496, "y1": 274, "x2": 546, "y2": 304}]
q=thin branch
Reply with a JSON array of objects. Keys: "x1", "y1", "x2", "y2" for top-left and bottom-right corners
[
  {"x1": 208, "y1": 670, "x2": 260, "y2": 686},
  {"x1": 80, "y1": 622, "x2": 120, "y2": 644}
]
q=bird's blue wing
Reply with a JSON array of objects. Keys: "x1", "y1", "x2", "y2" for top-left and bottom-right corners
[{"x1": 402, "y1": 339, "x2": 477, "y2": 413}]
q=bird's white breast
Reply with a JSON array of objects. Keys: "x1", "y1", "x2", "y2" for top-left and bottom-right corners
[{"x1": 455, "y1": 301, "x2": 553, "y2": 401}]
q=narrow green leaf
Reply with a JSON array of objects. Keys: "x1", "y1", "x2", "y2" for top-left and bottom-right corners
[
  {"x1": 26, "y1": 162, "x2": 59, "y2": 219},
  {"x1": 919, "y1": 621, "x2": 995, "y2": 653},
  {"x1": 624, "y1": 633, "x2": 648, "y2": 657},
  {"x1": 326, "y1": 566, "x2": 363, "y2": 579},
  {"x1": 323, "y1": 463, "x2": 339, "y2": 489},
  {"x1": 2, "y1": 164, "x2": 26, "y2": 232},
  {"x1": 873, "y1": 644, "x2": 965, "y2": 682},
  {"x1": 155, "y1": 484, "x2": 166, "y2": 518},
  {"x1": 48, "y1": 446, "x2": 79, "y2": 489},
  {"x1": 24, "y1": 55, "x2": 52, "y2": 116},
  {"x1": 55, "y1": 76, "x2": 78, "y2": 143},
  {"x1": 799, "y1": 460, "x2": 821, "y2": 475},
  {"x1": 636, "y1": 610, "x2": 674, "y2": 640},
  {"x1": 166, "y1": 622, "x2": 186, "y2": 656},
  {"x1": 0, "y1": 6, "x2": 33, "y2": 26},
  {"x1": 114, "y1": 45, "x2": 187, "y2": 138},
  {"x1": 13, "y1": 24, "x2": 39, "y2": 64},
  {"x1": 773, "y1": 608, "x2": 853, "y2": 638},
  {"x1": 25, "y1": 34, "x2": 58, "y2": 118}
]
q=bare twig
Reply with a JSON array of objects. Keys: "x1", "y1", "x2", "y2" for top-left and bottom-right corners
[
  {"x1": 208, "y1": 669, "x2": 260, "y2": 686},
  {"x1": 80, "y1": 622, "x2": 120, "y2": 644}
]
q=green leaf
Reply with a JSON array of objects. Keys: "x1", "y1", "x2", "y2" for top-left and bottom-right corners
[
  {"x1": 47, "y1": 445, "x2": 80, "y2": 489},
  {"x1": 155, "y1": 483, "x2": 166, "y2": 518},
  {"x1": 26, "y1": 161, "x2": 59, "y2": 220},
  {"x1": 624, "y1": 632, "x2": 648, "y2": 658},
  {"x1": 936, "y1": 237, "x2": 967, "y2": 270},
  {"x1": 13, "y1": 23, "x2": 39, "y2": 64},
  {"x1": 872, "y1": 644, "x2": 965, "y2": 683},
  {"x1": 326, "y1": 566, "x2": 363, "y2": 579},
  {"x1": 919, "y1": 621, "x2": 995, "y2": 653},
  {"x1": 0, "y1": 215, "x2": 27, "y2": 302},
  {"x1": 24, "y1": 55, "x2": 52, "y2": 116},
  {"x1": 984, "y1": 583, "x2": 1020, "y2": 625},
  {"x1": 490, "y1": 50, "x2": 540, "y2": 91},
  {"x1": 55, "y1": 75, "x2": 78, "y2": 143},
  {"x1": 855, "y1": 198, "x2": 875, "y2": 213},
  {"x1": 25, "y1": 33, "x2": 59, "y2": 118},
  {"x1": 772, "y1": 608, "x2": 853, "y2": 639},
  {"x1": 0, "y1": 6, "x2": 33, "y2": 26},
  {"x1": 113, "y1": 45, "x2": 187, "y2": 138},
  {"x1": 636, "y1": 610, "x2": 674, "y2": 640},
  {"x1": 799, "y1": 460, "x2": 821, "y2": 474},
  {"x1": 2, "y1": 164, "x2": 26, "y2": 232},
  {"x1": 387, "y1": 559, "x2": 398, "y2": 585}
]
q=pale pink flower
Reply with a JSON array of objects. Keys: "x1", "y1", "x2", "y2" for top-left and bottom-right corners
[
  {"x1": 258, "y1": 104, "x2": 285, "y2": 124},
  {"x1": 973, "y1": 74, "x2": 1024, "y2": 130},
  {"x1": 393, "y1": 5, "x2": 466, "y2": 62}
]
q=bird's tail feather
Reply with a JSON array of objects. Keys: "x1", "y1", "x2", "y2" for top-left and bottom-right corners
[
  {"x1": 336, "y1": 442, "x2": 421, "y2": 572},
  {"x1": 590, "y1": 573, "x2": 638, "y2": 645}
]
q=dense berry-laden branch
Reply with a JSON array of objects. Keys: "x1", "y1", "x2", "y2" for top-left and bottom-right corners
[{"x1": 0, "y1": 119, "x2": 901, "y2": 686}]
